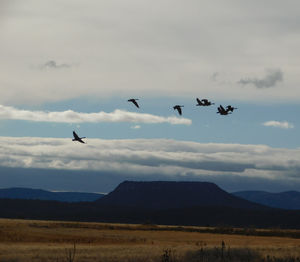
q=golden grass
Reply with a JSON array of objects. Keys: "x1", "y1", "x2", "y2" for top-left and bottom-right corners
[{"x1": 0, "y1": 218, "x2": 300, "y2": 261}]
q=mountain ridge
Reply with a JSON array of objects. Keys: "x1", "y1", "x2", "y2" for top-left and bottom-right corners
[
  {"x1": 233, "y1": 190, "x2": 300, "y2": 210},
  {"x1": 2, "y1": 183, "x2": 300, "y2": 210},
  {"x1": 0, "y1": 187, "x2": 104, "y2": 202}
]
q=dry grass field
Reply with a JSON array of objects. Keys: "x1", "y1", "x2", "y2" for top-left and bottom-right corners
[{"x1": 0, "y1": 219, "x2": 300, "y2": 262}]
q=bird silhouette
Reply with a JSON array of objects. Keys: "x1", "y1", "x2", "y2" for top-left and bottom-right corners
[
  {"x1": 217, "y1": 105, "x2": 230, "y2": 115},
  {"x1": 196, "y1": 98, "x2": 214, "y2": 106},
  {"x1": 173, "y1": 105, "x2": 184, "y2": 115},
  {"x1": 72, "y1": 131, "x2": 86, "y2": 143},
  {"x1": 128, "y1": 98, "x2": 140, "y2": 108}
]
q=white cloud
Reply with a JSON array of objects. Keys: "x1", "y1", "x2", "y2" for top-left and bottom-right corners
[
  {"x1": 0, "y1": 105, "x2": 191, "y2": 125},
  {"x1": 0, "y1": 137, "x2": 300, "y2": 184},
  {"x1": 263, "y1": 121, "x2": 294, "y2": 129}
]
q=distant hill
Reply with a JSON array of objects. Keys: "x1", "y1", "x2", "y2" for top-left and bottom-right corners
[
  {"x1": 97, "y1": 181, "x2": 267, "y2": 210},
  {"x1": 0, "y1": 188, "x2": 104, "y2": 202},
  {"x1": 233, "y1": 191, "x2": 300, "y2": 210}
]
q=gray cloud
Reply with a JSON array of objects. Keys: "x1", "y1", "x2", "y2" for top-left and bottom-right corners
[
  {"x1": 238, "y1": 69, "x2": 283, "y2": 89},
  {"x1": 40, "y1": 60, "x2": 71, "y2": 70},
  {"x1": 0, "y1": 105, "x2": 191, "y2": 125},
  {"x1": 0, "y1": 166, "x2": 299, "y2": 193}
]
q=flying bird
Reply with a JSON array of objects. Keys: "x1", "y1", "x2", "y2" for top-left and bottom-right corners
[
  {"x1": 196, "y1": 98, "x2": 215, "y2": 106},
  {"x1": 128, "y1": 98, "x2": 140, "y2": 108},
  {"x1": 217, "y1": 105, "x2": 230, "y2": 115},
  {"x1": 173, "y1": 105, "x2": 184, "y2": 115},
  {"x1": 72, "y1": 131, "x2": 86, "y2": 144}
]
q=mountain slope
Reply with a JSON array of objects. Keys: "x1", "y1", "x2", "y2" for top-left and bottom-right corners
[
  {"x1": 97, "y1": 181, "x2": 267, "y2": 210},
  {"x1": 233, "y1": 191, "x2": 300, "y2": 210},
  {"x1": 0, "y1": 188, "x2": 104, "y2": 202}
]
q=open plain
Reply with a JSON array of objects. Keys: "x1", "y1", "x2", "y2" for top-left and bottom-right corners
[{"x1": 0, "y1": 219, "x2": 300, "y2": 261}]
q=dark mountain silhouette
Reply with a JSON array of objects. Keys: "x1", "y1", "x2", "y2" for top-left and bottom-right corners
[
  {"x1": 97, "y1": 181, "x2": 267, "y2": 210},
  {"x1": 0, "y1": 187, "x2": 104, "y2": 202},
  {"x1": 2, "y1": 181, "x2": 300, "y2": 228},
  {"x1": 233, "y1": 190, "x2": 300, "y2": 210}
]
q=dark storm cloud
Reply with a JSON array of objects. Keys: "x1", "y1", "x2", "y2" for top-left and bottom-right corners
[
  {"x1": 238, "y1": 69, "x2": 283, "y2": 89},
  {"x1": 1, "y1": 166, "x2": 300, "y2": 193}
]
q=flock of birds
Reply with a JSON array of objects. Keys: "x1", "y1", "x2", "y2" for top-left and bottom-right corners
[
  {"x1": 72, "y1": 97, "x2": 237, "y2": 144},
  {"x1": 128, "y1": 97, "x2": 237, "y2": 116}
]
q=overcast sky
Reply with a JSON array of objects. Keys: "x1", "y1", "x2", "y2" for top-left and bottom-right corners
[{"x1": 1, "y1": 1, "x2": 300, "y2": 192}]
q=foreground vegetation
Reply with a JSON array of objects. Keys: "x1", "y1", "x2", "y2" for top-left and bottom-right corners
[{"x1": 0, "y1": 219, "x2": 300, "y2": 261}]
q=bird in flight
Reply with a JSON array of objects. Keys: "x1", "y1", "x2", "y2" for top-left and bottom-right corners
[
  {"x1": 72, "y1": 131, "x2": 86, "y2": 144},
  {"x1": 196, "y1": 98, "x2": 214, "y2": 106},
  {"x1": 217, "y1": 105, "x2": 231, "y2": 115},
  {"x1": 128, "y1": 98, "x2": 140, "y2": 108},
  {"x1": 173, "y1": 105, "x2": 184, "y2": 115}
]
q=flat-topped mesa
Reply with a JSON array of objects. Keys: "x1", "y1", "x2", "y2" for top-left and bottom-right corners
[{"x1": 97, "y1": 181, "x2": 266, "y2": 210}]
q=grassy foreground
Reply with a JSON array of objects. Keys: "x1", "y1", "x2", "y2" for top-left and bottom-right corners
[{"x1": 0, "y1": 219, "x2": 300, "y2": 261}]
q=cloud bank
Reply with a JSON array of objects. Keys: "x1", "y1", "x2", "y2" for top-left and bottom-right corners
[
  {"x1": 0, "y1": 137, "x2": 300, "y2": 188},
  {"x1": 0, "y1": 105, "x2": 191, "y2": 125},
  {"x1": 263, "y1": 121, "x2": 294, "y2": 129},
  {"x1": 2, "y1": 1, "x2": 300, "y2": 104}
]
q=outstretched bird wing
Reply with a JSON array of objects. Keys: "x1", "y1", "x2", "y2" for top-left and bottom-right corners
[
  {"x1": 132, "y1": 100, "x2": 139, "y2": 108},
  {"x1": 217, "y1": 105, "x2": 226, "y2": 114},
  {"x1": 177, "y1": 107, "x2": 182, "y2": 115},
  {"x1": 73, "y1": 131, "x2": 80, "y2": 140},
  {"x1": 128, "y1": 99, "x2": 139, "y2": 108},
  {"x1": 77, "y1": 138, "x2": 85, "y2": 143},
  {"x1": 219, "y1": 105, "x2": 225, "y2": 112},
  {"x1": 173, "y1": 105, "x2": 183, "y2": 115}
]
